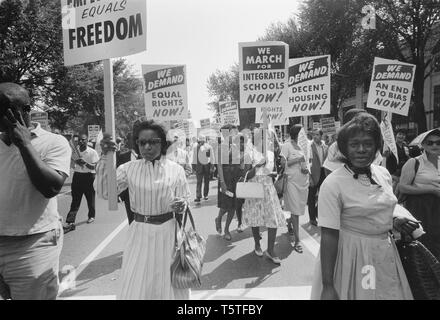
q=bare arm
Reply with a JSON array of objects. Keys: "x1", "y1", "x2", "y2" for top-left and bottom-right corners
[
  {"x1": 320, "y1": 227, "x2": 340, "y2": 300},
  {"x1": 398, "y1": 158, "x2": 437, "y2": 195},
  {"x1": 19, "y1": 144, "x2": 67, "y2": 198}
]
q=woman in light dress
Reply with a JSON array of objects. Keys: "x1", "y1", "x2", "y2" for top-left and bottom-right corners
[
  {"x1": 399, "y1": 128, "x2": 440, "y2": 260},
  {"x1": 96, "y1": 120, "x2": 190, "y2": 300},
  {"x1": 311, "y1": 113, "x2": 419, "y2": 300},
  {"x1": 281, "y1": 125, "x2": 309, "y2": 253},
  {"x1": 242, "y1": 128, "x2": 286, "y2": 264}
]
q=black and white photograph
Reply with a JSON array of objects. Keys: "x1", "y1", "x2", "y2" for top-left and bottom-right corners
[{"x1": 1, "y1": 0, "x2": 440, "y2": 304}]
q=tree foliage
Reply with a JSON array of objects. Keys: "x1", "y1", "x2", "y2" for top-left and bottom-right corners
[
  {"x1": 0, "y1": 0, "x2": 144, "y2": 137},
  {"x1": 207, "y1": 0, "x2": 440, "y2": 131}
]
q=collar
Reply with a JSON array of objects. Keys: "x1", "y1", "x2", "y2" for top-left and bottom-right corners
[
  {"x1": 145, "y1": 154, "x2": 165, "y2": 167},
  {"x1": 30, "y1": 122, "x2": 45, "y2": 138}
]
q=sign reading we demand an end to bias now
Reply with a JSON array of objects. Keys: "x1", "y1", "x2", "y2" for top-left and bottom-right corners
[
  {"x1": 288, "y1": 55, "x2": 331, "y2": 117},
  {"x1": 142, "y1": 65, "x2": 188, "y2": 121},
  {"x1": 367, "y1": 57, "x2": 416, "y2": 116},
  {"x1": 239, "y1": 41, "x2": 289, "y2": 109},
  {"x1": 62, "y1": 0, "x2": 147, "y2": 66}
]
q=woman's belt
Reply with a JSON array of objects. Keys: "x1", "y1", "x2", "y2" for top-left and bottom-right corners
[{"x1": 133, "y1": 211, "x2": 182, "y2": 225}]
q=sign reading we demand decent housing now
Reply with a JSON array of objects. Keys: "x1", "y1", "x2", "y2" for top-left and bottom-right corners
[
  {"x1": 367, "y1": 57, "x2": 416, "y2": 116},
  {"x1": 239, "y1": 42, "x2": 289, "y2": 109},
  {"x1": 62, "y1": 0, "x2": 147, "y2": 66},
  {"x1": 288, "y1": 55, "x2": 331, "y2": 117},
  {"x1": 142, "y1": 65, "x2": 188, "y2": 121}
]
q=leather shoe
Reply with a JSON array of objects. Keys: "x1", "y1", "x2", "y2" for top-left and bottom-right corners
[{"x1": 264, "y1": 251, "x2": 281, "y2": 265}]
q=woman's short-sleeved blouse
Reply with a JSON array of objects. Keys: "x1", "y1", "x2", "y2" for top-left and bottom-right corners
[{"x1": 318, "y1": 165, "x2": 397, "y2": 236}]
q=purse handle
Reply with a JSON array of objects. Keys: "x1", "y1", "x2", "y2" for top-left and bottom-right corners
[{"x1": 178, "y1": 206, "x2": 196, "y2": 232}]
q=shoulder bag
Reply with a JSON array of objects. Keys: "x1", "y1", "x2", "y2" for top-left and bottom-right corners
[
  {"x1": 236, "y1": 170, "x2": 264, "y2": 199},
  {"x1": 170, "y1": 207, "x2": 206, "y2": 289}
]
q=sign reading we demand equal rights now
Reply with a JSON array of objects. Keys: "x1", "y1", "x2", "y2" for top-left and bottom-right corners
[
  {"x1": 142, "y1": 65, "x2": 189, "y2": 121},
  {"x1": 367, "y1": 57, "x2": 416, "y2": 116},
  {"x1": 239, "y1": 41, "x2": 289, "y2": 109},
  {"x1": 62, "y1": 0, "x2": 147, "y2": 66},
  {"x1": 288, "y1": 55, "x2": 331, "y2": 117}
]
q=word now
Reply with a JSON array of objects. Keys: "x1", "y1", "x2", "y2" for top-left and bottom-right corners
[{"x1": 246, "y1": 92, "x2": 282, "y2": 104}]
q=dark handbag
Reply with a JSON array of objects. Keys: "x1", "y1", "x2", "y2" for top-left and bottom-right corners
[
  {"x1": 396, "y1": 237, "x2": 440, "y2": 300},
  {"x1": 170, "y1": 207, "x2": 206, "y2": 289}
]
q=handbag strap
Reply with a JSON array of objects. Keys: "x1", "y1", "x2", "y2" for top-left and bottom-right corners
[{"x1": 179, "y1": 206, "x2": 196, "y2": 231}]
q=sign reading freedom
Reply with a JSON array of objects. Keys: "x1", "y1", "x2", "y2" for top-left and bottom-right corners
[{"x1": 62, "y1": 0, "x2": 147, "y2": 66}]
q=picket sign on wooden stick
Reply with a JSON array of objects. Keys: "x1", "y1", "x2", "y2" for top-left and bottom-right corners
[
  {"x1": 103, "y1": 59, "x2": 118, "y2": 211},
  {"x1": 262, "y1": 107, "x2": 269, "y2": 157}
]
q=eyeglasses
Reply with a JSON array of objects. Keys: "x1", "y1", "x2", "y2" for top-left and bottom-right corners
[
  {"x1": 138, "y1": 138, "x2": 161, "y2": 146},
  {"x1": 424, "y1": 140, "x2": 440, "y2": 146}
]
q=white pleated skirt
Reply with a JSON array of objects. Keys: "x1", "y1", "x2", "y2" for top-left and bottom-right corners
[{"x1": 117, "y1": 219, "x2": 190, "y2": 300}]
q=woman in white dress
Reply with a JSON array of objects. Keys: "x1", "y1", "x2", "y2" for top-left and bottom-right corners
[
  {"x1": 95, "y1": 120, "x2": 190, "y2": 300},
  {"x1": 281, "y1": 125, "x2": 309, "y2": 252},
  {"x1": 242, "y1": 129, "x2": 286, "y2": 264},
  {"x1": 311, "y1": 113, "x2": 418, "y2": 300}
]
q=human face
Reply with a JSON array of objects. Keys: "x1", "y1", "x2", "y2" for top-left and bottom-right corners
[
  {"x1": 396, "y1": 132, "x2": 406, "y2": 145},
  {"x1": 313, "y1": 131, "x2": 322, "y2": 144},
  {"x1": 346, "y1": 132, "x2": 376, "y2": 168},
  {"x1": 79, "y1": 135, "x2": 88, "y2": 148},
  {"x1": 422, "y1": 134, "x2": 440, "y2": 157},
  {"x1": 137, "y1": 129, "x2": 162, "y2": 161}
]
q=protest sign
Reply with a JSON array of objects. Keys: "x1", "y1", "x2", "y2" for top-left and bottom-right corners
[
  {"x1": 288, "y1": 55, "x2": 331, "y2": 117},
  {"x1": 320, "y1": 117, "x2": 336, "y2": 135},
  {"x1": 255, "y1": 106, "x2": 289, "y2": 125},
  {"x1": 62, "y1": 0, "x2": 147, "y2": 66},
  {"x1": 30, "y1": 111, "x2": 49, "y2": 130},
  {"x1": 366, "y1": 57, "x2": 416, "y2": 116},
  {"x1": 380, "y1": 119, "x2": 398, "y2": 163},
  {"x1": 200, "y1": 118, "x2": 211, "y2": 129},
  {"x1": 142, "y1": 65, "x2": 188, "y2": 121},
  {"x1": 313, "y1": 122, "x2": 322, "y2": 131},
  {"x1": 219, "y1": 101, "x2": 240, "y2": 126},
  {"x1": 239, "y1": 41, "x2": 289, "y2": 109},
  {"x1": 88, "y1": 125, "x2": 100, "y2": 141}
]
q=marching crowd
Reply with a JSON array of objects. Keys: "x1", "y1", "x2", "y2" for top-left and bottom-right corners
[{"x1": 1, "y1": 82, "x2": 440, "y2": 300}]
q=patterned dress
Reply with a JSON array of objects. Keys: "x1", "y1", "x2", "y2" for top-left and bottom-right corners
[{"x1": 242, "y1": 148, "x2": 287, "y2": 228}]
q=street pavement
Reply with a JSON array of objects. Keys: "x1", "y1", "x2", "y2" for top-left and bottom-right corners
[{"x1": 57, "y1": 175, "x2": 321, "y2": 300}]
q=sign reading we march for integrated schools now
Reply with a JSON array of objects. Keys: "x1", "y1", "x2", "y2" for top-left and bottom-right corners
[
  {"x1": 239, "y1": 41, "x2": 289, "y2": 109},
  {"x1": 62, "y1": 0, "x2": 147, "y2": 66},
  {"x1": 219, "y1": 101, "x2": 240, "y2": 126},
  {"x1": 142, "y1": 65, "x2": 188, "y2": 121},
  {"x1": 367, "y1": 57, "x2": 416, "y2": 116},
  {"x1": 288, "y1": 55, "x2": 331, "y2": 117}
]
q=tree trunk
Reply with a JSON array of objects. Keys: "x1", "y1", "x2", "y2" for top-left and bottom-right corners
[{"x1": 413, "y1": 63, "x2": 427, "y2": 133}]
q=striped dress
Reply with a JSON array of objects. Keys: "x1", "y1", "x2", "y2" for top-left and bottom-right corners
[{"x1": 95, "y1": 156, "x2": 191, "y2": 300}]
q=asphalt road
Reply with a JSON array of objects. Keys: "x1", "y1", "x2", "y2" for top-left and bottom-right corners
[{"x1": 57, "y1": 175, "x2": 321, "y2": 300}]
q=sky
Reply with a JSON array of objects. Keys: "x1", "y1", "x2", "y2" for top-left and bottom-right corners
[{"x1": 126, "y1": 0, "x2": 302, "y2": 125}]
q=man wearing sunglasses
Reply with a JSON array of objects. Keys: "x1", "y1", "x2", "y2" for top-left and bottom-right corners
[
  {"x1": 0, "y1": 82, "x2": 71, "y2": 300},
  {"x1": 64, "y1": 133, "x2": 100, "y2": 233}
]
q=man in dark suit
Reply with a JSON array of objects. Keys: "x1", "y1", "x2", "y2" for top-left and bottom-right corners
[
  {"x1": 193, "y1": 135, "x2": 213, "y2": 204},
  {"x1": 307, "y1": 129, "x2": 328, "y2": 226}
]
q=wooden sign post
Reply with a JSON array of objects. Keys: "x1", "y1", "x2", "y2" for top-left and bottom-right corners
[{"x1": 103, "y1": 59, "x2": 118, "y2": 210}]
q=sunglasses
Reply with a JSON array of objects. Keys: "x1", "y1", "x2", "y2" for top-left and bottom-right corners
[
  {"x1": 424, "y1": 140, "x2": 440, "y2": 146},
  {"x1": 138, "y1": 138, "x2": 161, "y2": 146}
]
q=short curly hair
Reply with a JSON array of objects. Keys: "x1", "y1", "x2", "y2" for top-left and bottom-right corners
[
  {"x1": 337, "y1": 113, "x2": 383, "y2": 161},
  {"x1": 132, "y1": 120, "x2": 168, "y2": 155}
]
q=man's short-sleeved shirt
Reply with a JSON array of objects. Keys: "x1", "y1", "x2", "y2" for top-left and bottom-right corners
[
  {"x1": 73, "y1": 146, "x2": 100, "y2": 173},
  {"x1": 0, "y1": 123, "x2": 71, "y2": 236}
]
